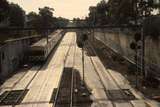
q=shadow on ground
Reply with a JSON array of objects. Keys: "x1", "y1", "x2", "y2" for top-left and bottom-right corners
[
  {"x1": 91, "y1": 39, "x2": 160, "y2": 102},
  {"x1": 51, "y1": 67, "x2": 93, "y2": 107}
]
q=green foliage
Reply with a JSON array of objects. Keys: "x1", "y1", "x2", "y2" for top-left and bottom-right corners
[
  {"x1": 27, "y1": 7, "x2": 69, "y2": 34},
  {"x1": 87, "y1": 0, "x2": 109, "y2": 25},
  {"x1": 38, "y1": 7, "x2": 54, "y2": 28},
  {"x1": 27, "y1": 12, "x2": 40, "y2": 28},
  {"x1": 1, "y1": 2, "x2": 69, "y2": 29},
  {"x1": 0, "y1": 0, "x2": 10, "y2": 22},
  {"x1": 27, "y1": 7, "x2": 69, "y2": 29},
  {"x1": 73, "y1": 18, "x2": 86, "y2": 27},
  {"x1": 0, "y1": 1, "x2": 69, "y2": 41},
  {"x1": 96, "y1": 0, "x2": 109, "y2": 25},
  {"x1": 9, "y1": 3, "x2": 25, "y2": 27},
  {"x1": 0, "y1": 0, "x2": 25, "y2": 27},
  {"x1": 138, "y1": 0, "x2": 160, "y2": 17},
  {"x1": 104, "y1": 0, "x2": 135, "y2": 25},
  {"x1": 87, "y1": 0, "x2": 160, "y2": 26},
  {"x1": 55, "y1": 17, "x2": 69, "y2": 27}
]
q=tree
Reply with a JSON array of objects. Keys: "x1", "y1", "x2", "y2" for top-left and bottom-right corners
[
  {"x1": 39, "y1": 7, "x2": 54, "y2": 28},
  {"x1": 137, "y1": 0, "x2": 160, "y2": 17},
  {"x1": 0, "y1": 0, "x2": 10, "y2": 23},
  {"x1": 9, "y1": 3, "x2": 25, "y2": 27},
  {"x1": 96, "y1": 0, "x2": 109, "y2": 25},
  {"x1": 107, "y1": 0, "x2": 134, "y2": 25},
  {"x1": 88, "y1": 6, "x2": 97, "y2": 25},
  {"x1": 27, "y1": 12, "x2": 40, "y2": 28},
  {"x1": 55, "y1": 17, "x2": 69, "y2": 27},
  {"x1": 87, "y1": 0, "x2": 109, "y2": 26},
  {"x1": 27, "y1": 7, "x2": 69, "y2": 35}
]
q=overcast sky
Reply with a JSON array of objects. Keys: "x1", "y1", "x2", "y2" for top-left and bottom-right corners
[{"x1": 8, "y1": 0, "x2": 101, "y2": 19}]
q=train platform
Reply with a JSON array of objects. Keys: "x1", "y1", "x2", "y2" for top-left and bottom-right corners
[{"x1": 0, "y1": 32, "x2": 159, "y2": 107}]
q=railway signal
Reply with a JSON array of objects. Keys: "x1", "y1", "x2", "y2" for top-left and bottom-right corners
[
  {"x1": 130, "y1": 32, "x2": 141, "y2": 88},
  {"x1": 81, "y1": 33, "x2": 88, "y2": 97},
  {"x1": 130, "y1": 31, "x2": 146, "y2": 88},
  {"x1": 79, "y1": 33, "x2": 88, "y2": 87}
]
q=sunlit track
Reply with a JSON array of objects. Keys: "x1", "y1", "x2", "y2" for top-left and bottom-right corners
[
  {"x1": 18, "y1": 32, "x2": 75, "y2": 106},
  {"x1": 86, "y1": 41, "x2": 158, "y2": 107},
  {"x1": 0, "y1": 30, "x2": 64, "y2": 92},
  {"x1": 53, "y1": 33, "x2": 76, "y2": 107},
  {"x1": 0, "y1": 69, "x2": 30, "y2": 93},
  {"x1": 0, "y1": 66, "x2": 42, "y2": 105},
  {"x1": 90, "y1": 48, "x2": 134, "y2": 107},
  {"x1": 70, "y1": 38, "x2": 76, "y2": 107},
  {"x1": 0, "y1": 32, "x2": 65, "y2": 107},
  {"x1": 0, "y1": 32, "x2": 159, "y2": 107},
  {"x1": 52, "y1": 32, "x2": 79, "y2": 107},
  {"x1": 86, "y1": 42, "x2": 135, "y2": 107}
]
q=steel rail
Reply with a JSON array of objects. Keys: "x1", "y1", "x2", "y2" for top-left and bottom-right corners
[
  {"x1": 53, "y1": 36, "x2": 75, "y2": 107},
  {"x1": 0, "y1": 31, "x2": 64, "y2": 106},
  {"x1": 70, "y1": 40, "x2": 76, "y2": 107},
  {"x1": 0, "y1": 65, "x2": 42, "y2": 107},
  {"x1": 87, "y1": 42, "x2": 135, "y2": 107},
  {"x1": 12, "y1": 31, "x2": 65, "y2": 107}
]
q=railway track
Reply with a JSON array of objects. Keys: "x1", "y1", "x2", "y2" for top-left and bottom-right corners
[
  {"x1": 96, "y1": 34, "x2": 160, "y2": 84},
  {"x1": 52, "y1": 37, "x2": 139, "y2": 107},
  {"x1": 0, "y1": 66, "x2": 42, "y2": 106},
  {"x1": 86, "y1": 42, "x2": 139, "y2": 107},
  {"x1": 53, "y1": 35, "x2": 92, "y2": 107},
  {"x1": 90, "y1": 38, "x2": 160, "y2": 105},
  {"x1": 87, "y1": 40, "x2": 160, "y2": 107},
  {"x1": 0, "y1": 33, "x2": 64, "y2": 106},
  {"x1": 53, "y1": 35, "x2": 75, "y2": 107},
  {"x1": 70, "y1": 44, "x2": 76, "y2": 107},
  {"x1": 1, "y1": 32, "x2": 157, "y2": 107}
]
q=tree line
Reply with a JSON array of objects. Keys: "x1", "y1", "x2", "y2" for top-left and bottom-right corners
[
  {"x1": 0, "y1": 0, "x2": 69, "y2": 41},
  {"x1": 86, "y1": 0, "x2": 160, "y2": 26},
  {"x1": 0, "y1": 0, "x2": 25, "y2": 27}
]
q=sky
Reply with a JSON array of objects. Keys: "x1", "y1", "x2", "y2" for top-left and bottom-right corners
[{"x1": 8, "y1": 0, "x2": 101, "y2": 19}]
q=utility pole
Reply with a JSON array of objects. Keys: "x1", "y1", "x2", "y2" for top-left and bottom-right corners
[
  {"x1": 81, "y1": 34, "x2": 88, "y2": 86},
  {"x1": 141, "y1": 27, "x2": 145, "y2": 79},
  {"x1": 140, "y1": 0, "x2": 150, "y2": 82},
  {"x1": 93, "y1": 7, "x2": 96, "y2": 42},
  {"x1": 132, "y1": 0, "x2": 139, "y2": 88},
  {"x1": 82, "y1": 45, "x2": 85, "y2": 85},
  {"x1": 47, "y1": 30, "x2": 49, "y2": 44}
]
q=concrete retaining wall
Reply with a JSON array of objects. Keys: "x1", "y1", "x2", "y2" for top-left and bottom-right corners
[
  {"x1": 0, "y1": 36, "x2": 40, "y2": 81},
  {"x1": 93, "y1": 29, "x2": 160, "y2": 76}
]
